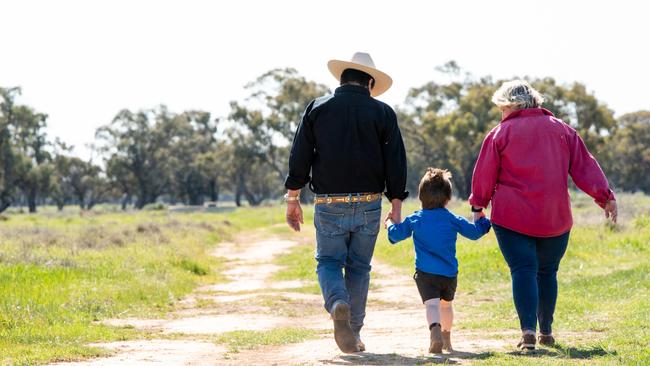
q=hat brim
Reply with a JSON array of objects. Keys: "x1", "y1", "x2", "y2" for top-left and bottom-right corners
[{"x1": 327, "y1": 60, "x2": 393, "y2": 97}]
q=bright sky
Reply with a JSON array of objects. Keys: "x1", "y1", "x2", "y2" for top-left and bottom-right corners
[{"x1": 2, "y1": 0, "x2": 649, "y2": 158}]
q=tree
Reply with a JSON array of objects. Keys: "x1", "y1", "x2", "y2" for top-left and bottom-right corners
[
  {"x1": 605, "y1": 111, "x2": 650, "y2": 192},
  {"x1": 0, "y1": 87, "x2": 22, "y2": 212},
  {"x1": 11, "y1": 105, "x2": 52, "y2": 212},
  {"x1": 165, "y1": 111, "x2": 219, "y2": 205},
  {"x1": 96, "y1": 108, "x2": 171, "y2": 209},
  {"x1": 104, "y1": 154, "x2": 136, "y2": 210},
  {"x1": 226, "y1": 68, "x2": 329, "y2": 205},
  {"x1": 0, "y1": 87, "x2": 55, "y2": 213},
  {"x1": 64, "y1": 157, "x2": 102, "y2": 209},
  {"x1": 50, "y1": 151, "x2": 75, "y2": 211},
  {"x1": 399, "y1": 68, "x2": 499, "y2": 197},
  {"x1": 399, "y1": 62, "x2": 616, "y2": 198},
  {"x1": 532, "y1": 78, "x2": 615, "y2": 155}
]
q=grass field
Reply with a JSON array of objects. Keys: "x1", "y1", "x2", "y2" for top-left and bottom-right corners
[
  {"x1": 0, "y1": 205, "x2": 286, "y2": 364},
  {"x1": 271, "y1": 192, "x2": 650, "y2": 365},
  {"x1": 370, "y1": 193, "x2": 650, "y2": 365},
  {"x1": 1, "y1": 193, "x2": 649, "y2": 365}
]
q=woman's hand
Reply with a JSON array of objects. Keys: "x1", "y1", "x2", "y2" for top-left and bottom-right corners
[
  {"x1": 472, "y1": 211, "x2": 486, "y2": 222},
  {"x1": 604, "y1": 200, "x2": 617, "y2": 224}
]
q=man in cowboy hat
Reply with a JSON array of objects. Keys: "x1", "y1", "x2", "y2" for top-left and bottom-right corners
[{"x1": 284, "y1": 52, "x2": 408, "y2": 353}]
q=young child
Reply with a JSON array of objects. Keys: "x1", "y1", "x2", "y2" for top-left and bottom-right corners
[{"x1": 385, "y1": 168, "x2": 491, "y2": 354}]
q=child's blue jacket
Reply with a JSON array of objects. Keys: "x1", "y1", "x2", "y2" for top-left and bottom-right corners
[{"x1": 388, "y1": 208, "x2": 491, "y2": 277}]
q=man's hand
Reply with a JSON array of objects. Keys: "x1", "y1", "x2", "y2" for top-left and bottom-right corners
[
  {"x1": 286, "y1": 202, "x2": 303, "y2": 231},
  {"x1": 604, "y1": 200, "x2": 617, "y2": 224},
  {"x1": 387, "y1": 199, "x2": 402, "y2": 225},
  {"x1": 285, "y1": 190, "x2": 303, "y2": 232}
]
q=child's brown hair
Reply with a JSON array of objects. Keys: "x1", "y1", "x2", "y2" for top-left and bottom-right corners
[{"x1": 418, "y1": 168, "x2": 453, "y2": 209}]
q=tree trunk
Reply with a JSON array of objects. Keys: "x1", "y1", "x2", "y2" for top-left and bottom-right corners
[
  {"x1": 235, "y1": 173, "x2": 246, "y2": 207},
  {"x1": 242, "y1": 183, "x2": 262, "y2": 207},
  {"x1": 0, "y1": 195, "x2": 10, "y2": 213},
  {"x1": 235, "y1": 189, "x2": 242, "y2": 207},
  {"x1": 121, "y1": 194, "x2": 131, "y2": 210},
  {"x1": 208, "y1": 179, "x2": 219, "y2": 202},
  {"x1": 27, "y1": 189, "x2": 37, "y2": 213},
  {"x1": 28, "y1": 199, "x2": 37, "y2": 213},
  {"x1": 135, "y1": 188, "x2": 151, "y2": 209}
]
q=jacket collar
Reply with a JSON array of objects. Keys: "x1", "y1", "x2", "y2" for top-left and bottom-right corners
[
  {"x1": 501, "y1": 107, "x2": 555, "y2": 123},
  {"x1": 335, "y1": 84, "x2": 371, "y2": 96}
]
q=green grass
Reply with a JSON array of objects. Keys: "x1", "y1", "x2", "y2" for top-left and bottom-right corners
[
  {"x1": 3, "y1": 193, "x2": 649, "y2": 365},
  {"x1": 214, "y1": 328, "x2": 320, "y2": 353},
  {"x1": 271, "y1": 192, "x2": 650, "y2": 365},
  {"x1": 0, "y1": 205, "x2": 287, "y2": 365}
]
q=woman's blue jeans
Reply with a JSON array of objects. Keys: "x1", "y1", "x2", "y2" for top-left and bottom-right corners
[
  {"x1": 493, "y1": 224, "x2": 570, "y2": 334},
  {"x1": 314, "y1": 199, "x2": 382, "y2": 335}
]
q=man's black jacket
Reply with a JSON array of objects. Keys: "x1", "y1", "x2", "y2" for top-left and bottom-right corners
[{"x1": 284, "y1": 84, "x2": 408, "y2": 201}]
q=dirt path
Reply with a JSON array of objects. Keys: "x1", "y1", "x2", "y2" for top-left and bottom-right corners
[{"x1": 52, "y1": 229, "x2": 511, "y2": 366}]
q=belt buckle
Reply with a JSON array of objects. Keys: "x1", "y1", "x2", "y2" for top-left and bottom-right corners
[
  {"x1": 366, "y1": 194, "x2": 372, "y2": 202},
  {"x1": 345, "y1": 194, "x2": 351, "y2": 203},
  {"x1": 326, "y1": 197, "x2": 333, "y2": 204}
]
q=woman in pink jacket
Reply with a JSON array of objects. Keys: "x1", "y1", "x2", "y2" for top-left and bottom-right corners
[{"x1": 469, "y1": 80, "x2": 617, "y2": 351}]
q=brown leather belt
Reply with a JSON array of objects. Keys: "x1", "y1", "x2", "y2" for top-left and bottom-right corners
[{"x1": 314, "y1": 193, "x2": 382, "y2": 205}]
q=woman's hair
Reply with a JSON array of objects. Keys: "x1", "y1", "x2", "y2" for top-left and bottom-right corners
[
  {"x1": 418, "y1": 168, "x2": 453, "y2": 209},
  {"x1": 492, "y1": 79, "x2": 545, "y2": 110},
  {"x1": 340, "y1": 68, "x2": 375, "y2": 89}
]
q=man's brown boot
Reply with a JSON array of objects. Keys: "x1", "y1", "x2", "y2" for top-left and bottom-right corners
[
  {"x1": 429, "y1": 323, "x2": 443, "y2": 354},
  {"x1": 442, "y1": 330, "x2": 453, "y2": 352},
  {"x1": 331, "y1": 301, "x2": 359, "y2": 353}
]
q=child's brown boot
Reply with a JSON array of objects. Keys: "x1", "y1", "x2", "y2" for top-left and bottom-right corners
[
  {"x1": 429, "y1": 323, "x2": 443, "y2": 353},
  {"x1": 442, "y1": 330, "x2": 453, "y2": 352}
]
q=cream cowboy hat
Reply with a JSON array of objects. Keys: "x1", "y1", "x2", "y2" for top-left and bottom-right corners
[{"x1": 327, "y1": 52, "x2": 393, "y2": 97}]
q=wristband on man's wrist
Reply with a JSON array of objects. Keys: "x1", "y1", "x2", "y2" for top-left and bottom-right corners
[
  {"x1": 284, "y1": 193, "x2": 300, "y2": 203},
  {"x1": 471, "y1": 206, "x2": 483, "y2": 212}
]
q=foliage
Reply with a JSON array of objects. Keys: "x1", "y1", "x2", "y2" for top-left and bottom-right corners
[
  {"x1": 398, "y1": 63, "x2": 617, "y2": 197},
  {"x1": 0, "y1": 63, "x2": 648, "y2": 211},
  {"x1": 225, "y1": 68, "x2": 329, "y2": 206},
  {"x1": 604, "y1": 111, "x2": 650, "y2": 192}
]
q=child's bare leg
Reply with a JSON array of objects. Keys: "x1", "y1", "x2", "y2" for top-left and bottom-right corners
[
  {"x1": 425, "y1": 298, "x2": 441, "y2": 326},
  {"x1": 440, "y1": 299, "x2": 454, "y2": 331},
  {"x1": 440, "y1": 299, "x2": 454, "y2": 351},
  {"x1": 425, "y1": 298, "x2": 443, "y2": 353}
]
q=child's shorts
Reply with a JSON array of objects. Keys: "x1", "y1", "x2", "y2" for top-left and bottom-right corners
[{"x1": 413, "y1": 269, "x2": 457, "y2": 302}]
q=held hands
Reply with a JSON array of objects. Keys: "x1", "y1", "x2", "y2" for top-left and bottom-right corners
[
  {"x1": 472, "y1": 211, "x2": 486, "y2": 222},
  {"x1": 384, "y1": 199, "x2": 403, "y2": 229},
  {"x1": 384, "y1": 212, "x2": 394, "y2": 229},
  {"x1": 604, "y1": 200, "x2": 617, "y2": 224}
]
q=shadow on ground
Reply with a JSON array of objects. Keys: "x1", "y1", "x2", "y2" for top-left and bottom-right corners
[
  {"x1": 321, "y1": 350, "x2": 495, "y2": 365},
  {"x1": 508, "y1": 344, "x2": 613, "y2": 360}
]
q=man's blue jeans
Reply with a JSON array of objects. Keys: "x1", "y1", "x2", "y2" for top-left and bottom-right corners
[
  {"x1": 314, "y1": 199, "x2": 382, "y2": 335},
  {"x1": 493, "y1": 224, "x2": 570, "y2": 335}
]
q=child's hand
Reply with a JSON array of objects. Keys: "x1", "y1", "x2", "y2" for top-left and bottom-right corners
[{"x1": 384, "y1": 213, "x2": 394, "y2": 229}]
